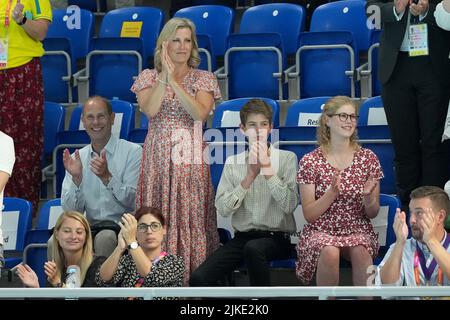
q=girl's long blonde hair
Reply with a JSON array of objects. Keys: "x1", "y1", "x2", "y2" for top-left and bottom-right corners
[
  {"x1": 317, "y1": 96, "x2": 360, "y2": 152},
  {"x1": 51, "y1": 211, "x2": 93, "y2": 284},
  {"x1": 154, "y1": 17, "x2": 201, "y2": 72}
]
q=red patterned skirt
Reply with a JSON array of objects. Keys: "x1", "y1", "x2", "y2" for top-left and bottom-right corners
[{"x1": 0, "y1": 58, "x2": 44, "y2": 214}]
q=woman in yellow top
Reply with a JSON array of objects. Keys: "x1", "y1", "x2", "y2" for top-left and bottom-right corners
[{"x1": 0, "y1": 0, "x2": 52, "y2": 213}]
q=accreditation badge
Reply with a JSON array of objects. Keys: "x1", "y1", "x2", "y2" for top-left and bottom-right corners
[
  {"x1": 0, "y1": 37, "x2": 8, "y2": 68},
  {"x1": 408, "y1": 23, "x2": 429, "y2": 57}
]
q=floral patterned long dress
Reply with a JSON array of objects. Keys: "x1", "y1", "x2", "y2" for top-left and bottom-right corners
[
  {"x1": 131, "y1": 68, "x2": 221, "y2": 283},
  {"x1": 296, "y1": 147, "x2": 383, "y2": 284}
]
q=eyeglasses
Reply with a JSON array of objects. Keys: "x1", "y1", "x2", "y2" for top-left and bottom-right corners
[
  {"x1": 137, "y1": 222, "x2": 162, "y2": 233},
  {"x1": 330, "y1": 113, "x2": 359, "y2": 122}
]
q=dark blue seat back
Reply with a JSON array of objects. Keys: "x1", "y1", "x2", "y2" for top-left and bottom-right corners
[
  {"x1": 89, "y1": 37, "x2": 144, "y2": 101},
  {"x1": 240, "y1": 3, "x2": 306, "y2": 55},
  {"x1": 285, "y1": 97, "x2": 330, "y2": 128},
  {"x1": 310, "y1": 0, "x2": 372, "y2": 52},
  {"x1": 358, "y1": 96, "x2": 395, "y2": 194},
  {"x1": 197, "y1": 34, "x2": 217, "y2": 71},
  {"x1": 227, "y1": 33, "x2": 286, "y2": 100},
  {"x1": 369, "y1": 29, "x2": 382, "y2": 96},
  {"x1": 43, "y1": 8, "x2": 94, "y2": 102},
  {"x1": 44, "y1": 102, "x2": 66, "y2": 155},
  {"x1": 298, "y1": 31, "x2": 357, "y2": 98},
  {"x1": 213, "y1": 97, "x2": 280, "y2": 128},
  {"x1": 174, "y1": 5, "x2": 234, "y2": 57},
  {"x1": 46, "y1": 8, "x2": 94, "y2": 65},
  {"x1": 99, "y1": 7, "x2": 163, "y2": 64},
  {"x1": 373, "y1": 194, "x2": 400, "y2": 264},
  {"x1": 2, "y1": 198, "x2": 33, "y2": 269}
]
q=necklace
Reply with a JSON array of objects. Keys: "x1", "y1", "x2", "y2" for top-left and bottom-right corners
[{"x1": 330, "y1": 152, "x2": 352, "y2": 170}]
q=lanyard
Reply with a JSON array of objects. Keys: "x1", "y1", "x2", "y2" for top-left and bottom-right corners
[
  {"x1": 414, "y1": 233, "x2": 450, "y2": 286},
  {"x1": 128, "y1": 251, "x2": 168, "y2": 300},
  {"x1": 4, "y1": 0, "x2": 12, "y2": 28}
]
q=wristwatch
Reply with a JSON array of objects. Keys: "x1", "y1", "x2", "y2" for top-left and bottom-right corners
[
  {"x1": 128, "y1": 241, "x2": 139, "y2": 250},
  {"x1": 17, "y1": 16, "x2": 27, "y2": 26}
]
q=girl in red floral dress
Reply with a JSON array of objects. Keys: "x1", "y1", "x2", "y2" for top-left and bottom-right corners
[{"x1": 296, "y1": 96, "x2": 383, "y2": 286}]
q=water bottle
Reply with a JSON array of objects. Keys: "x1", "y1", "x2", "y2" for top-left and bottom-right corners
[{"x1": 65, "y1": 265, "x2": 81, "y2": 288}]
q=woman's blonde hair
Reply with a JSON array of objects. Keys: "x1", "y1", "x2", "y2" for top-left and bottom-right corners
[
  {"x1": 52, "y1": 211, "x2": 93, "y2": 284},
  {"x1": 154, "y1": 17, "x2": 201, "y2": 72},
  {"x1": 317, "y1": 96, "x2": 359, "y2": 151}
]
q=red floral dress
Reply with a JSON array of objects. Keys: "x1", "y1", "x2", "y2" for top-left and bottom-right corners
[
  {"x1": 296, "y1": 147, "x2": 383, "y2": 284},
  {"x1": 131, "y1": 68, "x2": 221, "y2": 284}
]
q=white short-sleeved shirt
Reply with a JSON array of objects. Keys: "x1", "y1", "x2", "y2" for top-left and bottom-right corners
[
  {"x1": 435, "y1": 2, "x2": 450, "y2": 31},
  {"x1": 0, "y1": 131, "x2": 15, "y2": 246}
]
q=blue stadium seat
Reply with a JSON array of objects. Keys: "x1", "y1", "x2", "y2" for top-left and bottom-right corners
[
  {"x1": 21, "y1": 199, "x2": 60, "y2": 286},
  {"x1": 212, "y1": 97, "x2": 280, "y2": 128},
  {"x1": 197, "y1": 33, "x2": 216, "y2": 72},
  {"x1": 309, "y1": 0, "x2": 373, "y2": 53},
  {"x1": 22, "y1": 243, "x2": 48, "y2": 287},
  {"x1": 44, "y1": 102, "x2": 66, "y2": 157},
  {"x1": 373, "y1": 194, "x2": 400, "y2": 264},
  {"x1": 129, "y1": 112, "x2": 148, "y2": 145},
  {"x1": 358, "y1": 96, "x2": 396, "y2": 194},
  {"x1": 219, "y1": 33, "x2": 286, "y2": 100},
  {"x1": 2, "y1": 198, "x2": 33, "y2": 269},
  {"x1": 285, "y1": 97, "x2": 329, "y2": 128},
  {"x1": 86, "y1": 37, "x2": 145, "y2": 101},
  {"x1": 360, "y1": 29, "x2": 382, "y2": 98},
  {"x1": 42, "y1": 8, "x2": 94, "y2": 103},
  {"x1": 99, "y1": 7, "x2": 163, "y2": 67},
  {"x1": 75, "y1": 7, "x2": 163, "y2": 101},
  {"x1": 287, "y1": 31, "x2": 358, "y2": 99},
  {"x1": 41, "y1": 102, "x2": 66, "y2": 198},
  {"x1": 240, "y1": 3, "x2": 306, "y2": 56},
  {"x1": 174, "y1": 5, "x2": 234, "y2": 58},
  {"x1": 275, "y1": 97, "x2": 330, "y2": 162},
  {"x1": 36, "y1": 198, "x2": 63, "y2": 230}
]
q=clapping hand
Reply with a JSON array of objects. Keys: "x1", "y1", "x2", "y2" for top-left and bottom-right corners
[
  {"x1": 330, "y1": 170, "x2": 342, "y2": 195},
  {"x1": 410, "y1": 0, "x2": 429, "y2": 16},
  {"x1": 63, "y1": 149, "x2": 83, "y2": 186},
  {"x1": 420, "y1": 208, "x2": 438, "y2": 245},
  {"x1": 248, "y1": 142, "x2": 261, "y2": 178},
  {"x1": 16, "y1": 264, "x2": 39, "y2": 288},
  {"x1": 90, "y1": 149, "x2": 111, "y2": 185},
  {"x1": 117, "y1": 229, "x2": 127, "y2": 252},
  {"x1": 394, "y1": 0, "x2": 410, "y2": 14},
  {"x1": 118, "y1": 213, "x2": 138, "y2": 246},
  {"x1": 161, "y1": 41, "x2": 174, "y2": 85},
  {"x1": 12, "y1": 0, "x2": 24, "y2": 24},
  {"x1": 393, "y1": 208, "x2": 409, "y2": 244},
  {"x1": 44, "y1": 261, "x2": 60, "y2": 287},
  {"x1": 363, "y1": 173, "x2": 378, "y2": 196}
]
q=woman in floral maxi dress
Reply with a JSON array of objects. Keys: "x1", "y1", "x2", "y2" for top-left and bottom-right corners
[{"x1": 131, "y1": 18, "x2": 220, "y2": 283}]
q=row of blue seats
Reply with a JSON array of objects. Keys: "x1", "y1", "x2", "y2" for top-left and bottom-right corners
[
  {"x1": 42, "y1": 2, "x2": 381, "y2": 104},
  {"x1": 2, "y1": 192, "x2": 400, "y2": 286},
  {"x1": 42, "y1": 96, "x2": 395, "y2": 198}
]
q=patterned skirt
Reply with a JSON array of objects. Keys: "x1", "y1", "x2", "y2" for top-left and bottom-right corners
[{"x1": 0, "y1": 58, "x2": 44, "y2": 214}]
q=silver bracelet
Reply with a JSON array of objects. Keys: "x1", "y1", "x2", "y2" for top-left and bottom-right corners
[{"x1": 157, "y1": 78, "x2": 168, "y2": 85}]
